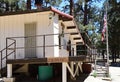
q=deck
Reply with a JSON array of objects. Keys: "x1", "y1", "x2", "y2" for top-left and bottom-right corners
[{"x1": 7, "y1": 56, "x2": 86, "y2": 64}]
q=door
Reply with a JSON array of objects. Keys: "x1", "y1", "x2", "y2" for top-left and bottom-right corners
[{"x1": 25, "y1": 23, "x2": 36, "y2": 58}]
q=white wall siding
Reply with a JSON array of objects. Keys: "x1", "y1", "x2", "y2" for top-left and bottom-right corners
[
  {"x1": 36, "y1": 12, "x2": 54, "y2": 57},
  {"x1": 53, "y1": 14, "x2": 59, "y2": 57},
  {"x1": 0, "y1": 11, "x2": 56, "y2": 60},
  {"x1": 0, "y1": 15, "x2": 25, "y2": 59},
  {"x1": 0, "y1": 11, "x2": 78, "y2": 63},
  {"x1": 59, "y1": 21, "x2": 77, "y2": 57}
]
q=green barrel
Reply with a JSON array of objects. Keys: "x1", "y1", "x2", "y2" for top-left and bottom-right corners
[{"x1": 38, "y1": 66, "x2": 53, "y2": 80}]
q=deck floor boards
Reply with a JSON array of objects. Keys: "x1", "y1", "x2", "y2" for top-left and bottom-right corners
[{"x1": 7, "y1": 56, "x2": 86, "y2": 64}]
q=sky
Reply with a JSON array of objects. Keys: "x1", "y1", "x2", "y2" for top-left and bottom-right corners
[
  {"x1": 58, "y1": 0, "x2": 106, "y2": 12},
  {"x1": 30, "y1": 0, "x2": 106, "y2": 11},
  {"x1": 91, "y1": 0, "x2": 105, "y2": 8}
]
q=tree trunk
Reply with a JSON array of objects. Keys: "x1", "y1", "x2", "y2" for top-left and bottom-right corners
[
  {"x1": 69, "y1": 0, "x2": 74, "y2": 16},
  {"x1": 115, "y1": 50, "x2": 117, "y2": 62},
  {"x1": 83, "y1": 2, "x2": 88, "y2": 26},
  {"x1": 5, "y1": 2, "x2": 9, "y2": 11},
  {"x1": 15, "y1": 1, "x2": 19, "y2": 11},
  {"x1": 112, "y1": 49, "x2": 115, "y2": 63},
  {"x1": 102, "y1": 50, "x2": 105, "y2": 59},
  {"x1": 27, "y1": 0, "x2": 31, "y2": 10}
]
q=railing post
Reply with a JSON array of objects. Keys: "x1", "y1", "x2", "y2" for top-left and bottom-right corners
[
  {"x1": 72, "y1": 48, "x2": 74, "y2": 56},
  {"x1": 14, "y1": 40, "x2": 16, "y2": 59},
  {"x1": 43, "y1": 35, "x2": 45, "y2": 58},
  {"x1": 1, "y1": 51, "x2": 2, "y2": 73},
  {"x1": 90, "y1": 48, "x2": 92, "y2": 62},
  {"x1": 6, "y1": 38, "x2": 8, "y2": 59}
]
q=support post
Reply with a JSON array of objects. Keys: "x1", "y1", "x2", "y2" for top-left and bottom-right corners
[
  {"x1": 70, "y1": 62, "x2": 74, "y2": 79},
  {"x1": 76, "y1": 63, "x2": 79, "y2": 76},
  {"x1": 43, "y1": 35, "x2": 45, "y2": 57},
  {"x1": 95, "y1": 59, "x2": 97, "y2": 71},
  {"x1": 78, "y1": 62, "x2": 83, "y2": 73},
  {"x1": 62, "y1": 62, "x2": 67, "y2": 82},
  {"x1": 6, "y1": 38, "x2": 8, "y2": 59},
  {"x1": 7, "y1": 64, "x2": 12, "y2": 78},
  {"x1": 14, "y1": 40, "x2": 16, "y2": 59}
]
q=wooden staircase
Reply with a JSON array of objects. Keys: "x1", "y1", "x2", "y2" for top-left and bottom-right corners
[{"x1": 94, "y1": 59, "x2": 108, "y2": 77}]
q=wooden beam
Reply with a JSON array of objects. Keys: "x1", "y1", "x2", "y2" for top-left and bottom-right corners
[
  {"x1": 6, "y1": 56, "x2": 86, "y2": 64},
  {"x1": 65, "y1": 62, "x2": 83, "y2": 78}
]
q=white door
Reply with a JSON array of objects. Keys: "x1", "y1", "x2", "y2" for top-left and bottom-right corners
[{"x1": 25, "y1": 23, "x2": 36, "y2": 58}]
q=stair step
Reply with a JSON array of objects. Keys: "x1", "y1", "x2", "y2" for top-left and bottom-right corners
[
  {"x1": 96, "y1": 72, "x2": 107, "y2": 74},
  {"x1": 96, "y1": 68, "x2": 107, "y2": 70},
  {"x1": 97, "y1": 74, "x2": 106, "y2": 77},
  {"x1": 96, "y1": 67, "x2": 106, "y2": 68}
]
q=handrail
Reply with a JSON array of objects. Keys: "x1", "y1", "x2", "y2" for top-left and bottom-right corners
[
  {"x1": 3, "y1": 33, "x2": 85, "y2": 60},
  {"x1": 7, "y1": 42, "x2": 16, "y2": 48},
  {"x1": 0, "y1": 42, "x2": 16, "y2": 53},
  {"x1": 9, "y1": 43, "x2": 83, "y2": 49},
  {"x1": 0, "y1": 42, "x2": 15, "y2": 59},
  {"x1": 6, "y1": 51, "x2": 15, "y2": 59},
  {"x1": 0, "y1": 38, "x2": 16, "y2": 76},
  {"x1": 2, "y1": 51, "x2": 15, "y2": 60},
  {"x1": 6, "y1": 32, "x2": 78, "y2": 39},
  {"x1": 0, "y1": 48, "x2": 6, "y2": 53}
]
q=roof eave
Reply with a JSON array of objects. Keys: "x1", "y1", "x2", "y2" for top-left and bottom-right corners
[{"x1": 50, "y1": 7, "x2": 73, "y2": 20}]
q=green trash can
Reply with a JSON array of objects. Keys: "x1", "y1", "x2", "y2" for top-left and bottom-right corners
[{"x1": 38, "y1": 66, "x2": 53, "y2": 80}]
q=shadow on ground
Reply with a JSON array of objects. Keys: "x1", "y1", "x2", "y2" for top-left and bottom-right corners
[
  {"x1": 110, "y1": 62, "x2": 120, "y2": 67},
  {"x1": 15, "y1": 73, "x2": 89, "y2": 82}
]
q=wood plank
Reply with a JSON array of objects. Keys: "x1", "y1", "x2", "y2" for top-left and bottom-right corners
[{"x1": 6, "y1": 56, "x2": 86, "y2": 64}]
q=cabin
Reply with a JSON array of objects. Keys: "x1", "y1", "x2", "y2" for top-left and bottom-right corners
[{"x1": 0, "y1": 7, "x2": 91, "y2": 82}]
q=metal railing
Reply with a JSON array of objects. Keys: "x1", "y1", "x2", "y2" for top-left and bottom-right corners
[
  {"x1": 5, "y1": 33, "x2": 83, "y2": 58},
  {"x1": 0, "y1": 33, "x2": 95, "y2": 72},
  {"x1": 0, "y1": 38, "x2": 16, "y2": 75}
]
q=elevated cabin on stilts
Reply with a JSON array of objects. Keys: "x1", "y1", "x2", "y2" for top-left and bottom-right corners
[{"x1": 0, "y1": 6, "x2": 92, "y2": 82}]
